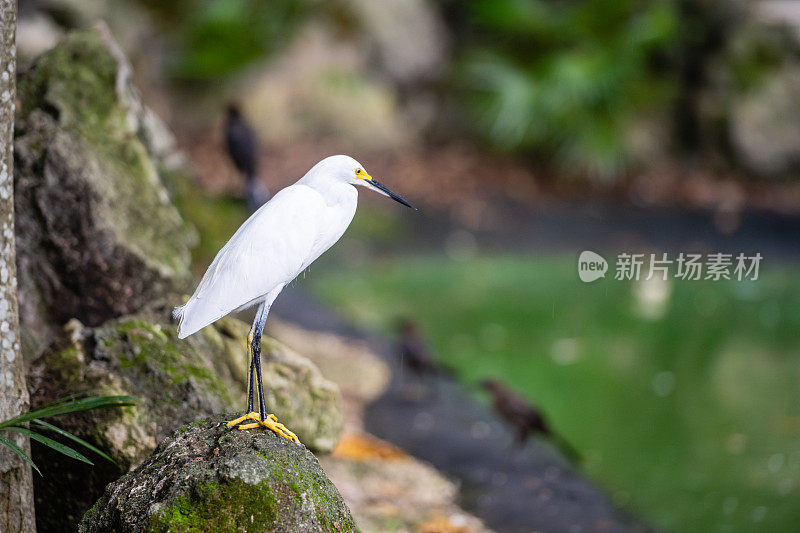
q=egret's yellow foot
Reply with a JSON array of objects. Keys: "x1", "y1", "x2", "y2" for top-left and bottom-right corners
[
  {"x1": 238, "y1": 414, "x2": 300, "y2": 444},
  {"x1": 226, "y1": 411, "x2": 261, "y2": 428}
]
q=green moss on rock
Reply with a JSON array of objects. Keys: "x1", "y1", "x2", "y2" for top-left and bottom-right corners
[
  {"x1": 109, "y1": 316, "x2": 232, "y2": 406},
  {"x1": 18, "y1": 31, "x2": 121, "y2": 136},
  {"x1": 80, "y1": 418, "x2": 356, "y2": 533},
  {"x1": 15, "y1": 27, "x2": 195, "y2": 359}
]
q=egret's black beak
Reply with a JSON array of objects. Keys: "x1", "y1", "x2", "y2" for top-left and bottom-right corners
[{"x1": 367, "y1": 178, "x2": 416, "y2": 210}]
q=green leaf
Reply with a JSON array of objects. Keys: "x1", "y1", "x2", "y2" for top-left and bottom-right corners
[
  {"x1": 0, "y1": 433, "x2": 42, "y2": 476},
  {"x1": 0, "y1": 395, "x2": 136, "y2": 429},
  {"x1": 5, "y1": 427, "x2": 93, "y2": 465},
  {"x1": 32, "y1": 419, "x2": 114, "y2": 463}
]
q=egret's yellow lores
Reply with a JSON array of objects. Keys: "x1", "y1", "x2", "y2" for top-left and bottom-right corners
[{"x1": 174, "y1": 155, "x2": 414, "y2": 442}]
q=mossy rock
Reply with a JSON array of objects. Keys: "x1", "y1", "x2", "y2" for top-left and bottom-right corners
[
  {"x1": 79, "y1": 417, "x2": 356, "y2": 533},
  {"x1": 27, "y1": 309, "x2": 343, "y2": 532},
  {"x1": 14, "y1": 26, "x2": 196, "y2": 359}
]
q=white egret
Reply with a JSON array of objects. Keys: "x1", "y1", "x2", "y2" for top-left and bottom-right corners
[{"x1": 174, "y1": 155, "x2": 414, "y2": 442}]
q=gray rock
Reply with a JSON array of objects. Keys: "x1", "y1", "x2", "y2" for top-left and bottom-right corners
[
  {"x1": 14, "y1": 27, "x2": 196, "y2": 359},
  {"x1": 730, "y1": 64, "x2": 800, "y2": 176},
  {"x1": 79, "y1": 417, "x2": 356, "y2": 533},
  {"x1": 240, "y1": 23, "x2": 415, "y2": 151},
  {"x1": 17, "y1": 13, "x2": 63, "y2": 64},
  {"x1": 345, "y1": 0, "x2": 448, "y2": 86},
  {"x1": 27, "y1": 309, "x2": 344, "y2": 531}
]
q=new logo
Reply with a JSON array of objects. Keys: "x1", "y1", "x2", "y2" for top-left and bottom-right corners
[{"x1": 578, "y1": 251, "x2": 608, "y2": 282}]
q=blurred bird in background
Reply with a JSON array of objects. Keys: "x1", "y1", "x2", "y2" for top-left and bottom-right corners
[
  {"x1": 397, "y1": 318, "x2": 453, "y2": 380},
  {"x1": 224, "y1": 103, "x2": 270, "y2": 211},
  {"x1": 481, "y1": 378, "x2": 580, "y2": 462}
]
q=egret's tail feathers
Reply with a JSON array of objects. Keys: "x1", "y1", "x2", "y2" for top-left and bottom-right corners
[
  {"x1": 173, "y1": 298, "x2": 237, "y2": 340},
  {"x1": 173, "y1": 304, "x2": 188, "y2": 339},
  {"x1": 174, "y1": 285, "x2": 277, "y2": 340}
]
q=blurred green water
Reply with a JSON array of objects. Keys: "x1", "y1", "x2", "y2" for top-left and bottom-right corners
[{"x1": 308, "y1": 254, "x2": 800, "y2": 533}]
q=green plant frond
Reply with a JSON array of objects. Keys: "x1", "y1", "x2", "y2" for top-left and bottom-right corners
[
  {"x1": 0, "y1": 434, "x2": 42, "y2": 476},
  {"x1": 171, "y1": 0, "x2": 309, "y2": 81},
  {"x1": 457, "y1": 0, "x2": 680, "y2": 180},
  {"x1": 0, "y1": 395, "x2": 136, "y2": 429},
  {"x1": 32, "y1": 419, "x2": 114, "y2": 463},
  {"x1": 469, "y1": 0, "x2": 558, "y2": 37},
  {"x1": 5, "y1": 427, "x2": 93, "y2": 465}
]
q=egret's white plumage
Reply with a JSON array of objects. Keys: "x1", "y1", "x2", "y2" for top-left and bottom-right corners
[{"x1": 174, "y1": 155, "x2": 411, "y2": 339}]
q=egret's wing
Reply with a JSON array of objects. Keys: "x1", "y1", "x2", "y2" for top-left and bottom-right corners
[{"x1": 176, "y1": 185, "x2": 325, "y2": 337}]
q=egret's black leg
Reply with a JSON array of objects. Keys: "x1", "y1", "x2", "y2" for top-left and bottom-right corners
[
  {"x1": 246, "y1": 326, "x2": 255, "y2": 414},
  {"x1": 227, "y1": 301, "x2": 299, "y2": 443},
  {"x1": 226, "y1": 304, "x2": 265, "y2": 429},
  {"x1": 252, "y1": 313, "x2": 267, "y2": 421}
]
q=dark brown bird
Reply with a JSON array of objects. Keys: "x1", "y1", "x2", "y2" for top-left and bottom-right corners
[
  {"x1": 224, "y1": 104, "x2": 269, "y2": 211},
  {"x1": 481, "y1": 378, "x2": 580, "y2": 461},
  {"x1": 397, "y1": 318, "x2": 452, "y2": 379}
]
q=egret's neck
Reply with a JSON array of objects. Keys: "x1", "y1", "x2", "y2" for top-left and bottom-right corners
[{"x1": 298, "y1": 173, "x2": 358, "y2": 208}]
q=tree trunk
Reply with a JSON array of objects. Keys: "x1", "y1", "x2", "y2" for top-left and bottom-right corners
[{"x1": 0, "y1": 1, "x2": 35, "y2": 531}]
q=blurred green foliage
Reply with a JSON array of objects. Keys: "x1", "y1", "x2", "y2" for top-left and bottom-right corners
[
  {"x1": 453, "y1": 0, "x2": 679, "y2": 179},
  {"x1": 129, "y1": 0, "x2": 791, "y2": 178},
  {"x1": 138, "y1": 0, "x2": 309, "y2": 81}
]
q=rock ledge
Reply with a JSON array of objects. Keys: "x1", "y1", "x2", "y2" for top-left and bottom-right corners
[{"x1": 79, "y1": 417, "x2": 356, "y2": 533}]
